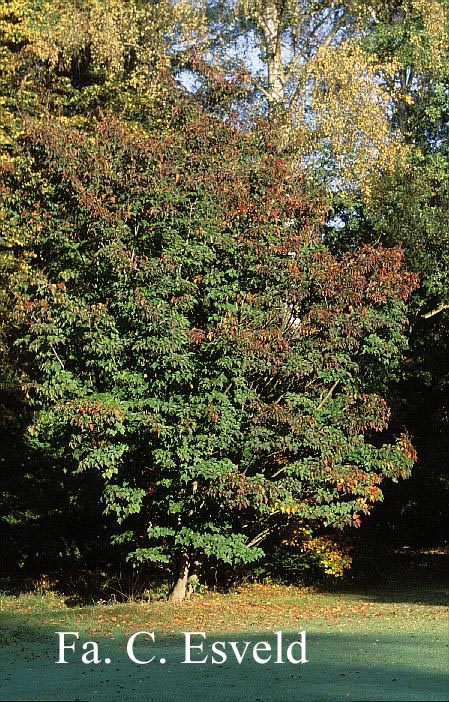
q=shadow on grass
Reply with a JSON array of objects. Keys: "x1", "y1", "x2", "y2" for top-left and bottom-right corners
[
  {"x1": 317, "y1": 551, "x2": 449, "y2": 608},
  {"x1": 1, "y1": 614, "x2": 448, "y2": 702},
  {"x1": 0, "y1": 571, "x2": 167, "y2": 607},
  {"x1": 3, "y1": 547, "x2": 449, "y2": 609}
]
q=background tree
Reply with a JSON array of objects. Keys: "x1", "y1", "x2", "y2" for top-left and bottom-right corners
[
  {"x1": 2, "y1": 1, "x2": 446, "y2": 195},
  {"x1": 0, "y1": 0, "x2": 208, "y2": 148},
  {"x1": 326, "y1": 0, "x2": 449, "y2": 546},
  {"x1": 202, "y1": 1, "x2": 447, "y2": 197}
]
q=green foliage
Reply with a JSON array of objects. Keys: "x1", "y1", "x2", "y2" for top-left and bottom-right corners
[{"x1": 1, "y1": 101, "x2": 418, "y2": 583}]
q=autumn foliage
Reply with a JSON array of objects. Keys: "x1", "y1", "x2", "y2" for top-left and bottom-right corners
[{"x1": 0, "y1": 100, "x2": 420, "y2": 596}]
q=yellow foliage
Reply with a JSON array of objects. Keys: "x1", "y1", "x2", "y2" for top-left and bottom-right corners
[
  {"x1": 0, "y1": 0, "x2": 209, "y2": 144},
  {"x1": 303, "y1": 537, "x2": 352, "y2": 577},
  {"x1": 410, "y1": 0, "x2": 449, "y2": 70},
  {"x1": 20, "y1": 0, "x2": 207, "y2": 77},
  {"x1": 272, "y1": 501, "x2": 301, "y2": 516},
  {"x1": 283, "y1": 526, "x2": 352, "y2": 578},
  {"x1": 303, "y1": 41, "x2": 409, "y2": 198},
  {"x1": 236, "y1": 0, "x2": 448, "y2": 198}
]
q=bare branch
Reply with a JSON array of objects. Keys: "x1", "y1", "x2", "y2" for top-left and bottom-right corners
[
  {"x1": 50, "y1": 344, "x2": 65, "y2": 370},
  {"x1": 246, "y1": 526, "x2": 273, "y2": 548},
  {"x1": 422, "y1": 303, "x2": 449, "y2": 319},
  {"x1": 316, "y1": 380, "x2": 338, "y2": 411}
]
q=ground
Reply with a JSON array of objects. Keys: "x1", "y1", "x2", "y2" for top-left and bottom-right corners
[{"x1": 1, "y1": 553, "x2": 448, "y2": 702}]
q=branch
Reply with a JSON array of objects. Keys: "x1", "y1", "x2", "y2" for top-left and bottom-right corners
[
  {"x1": 284, "y1": 7, "x2": 336, "y2": 78},
  {"x1": 421, "y1": 304, "x2": 449, "y2": 319},
  {"x1": 246, "y1": 526, "x2": 273, "y2": 549},
  {"x1": 50, "y1": 344, "x2": 65, "y2": 370},
  {"x1": 321, "y1": 10, "x2": 347, "y2": 50},
  {"x1": 316, "y1": 380, "x2": 338, "y2": 411},
  {"x1": 287, "y1": 11, "x2": 349, "y2": 111},
  {"x1": 253, "y1": 79, "x2": 273, "y2": 100}
]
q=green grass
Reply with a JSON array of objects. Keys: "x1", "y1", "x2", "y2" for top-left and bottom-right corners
[{"x1": 1, "y1": 573, "x2": 448, "y2": 702}]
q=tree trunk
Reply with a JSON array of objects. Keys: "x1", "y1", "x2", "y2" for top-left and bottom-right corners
[
  {"x1": 260, "y1": 0, "x2": 286, "y2": 116},
  {"x1": 168, "y1": 552, "x2": 190, "y2": 603}
]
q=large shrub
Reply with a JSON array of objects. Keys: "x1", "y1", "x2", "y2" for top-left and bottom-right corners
[{"x1": 1, "y1": 104, "x2": 417, "y2": 599}]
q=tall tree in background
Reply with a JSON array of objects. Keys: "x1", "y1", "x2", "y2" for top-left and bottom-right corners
[
  {"x1": 204, "y1": 1, "x2": 447, "y2": 196},
  {"x1": 331, "y1": 1, "x2": 449, "y2": 544},
  {"x1": 0, "y1": 0, "x2": 208, "y2": 147},
  {"x1": 3, "y1": 1, "x2": 445, "y2": 194}
]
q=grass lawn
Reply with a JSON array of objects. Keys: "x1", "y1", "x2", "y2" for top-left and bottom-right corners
[{"x1": 1, "y1": 562, "x2": 448, "y2": 702}]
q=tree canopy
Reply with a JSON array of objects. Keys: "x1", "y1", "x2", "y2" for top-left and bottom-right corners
[{"x1": 2, "y1": 101, "x2": 418, "y2": 598}]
